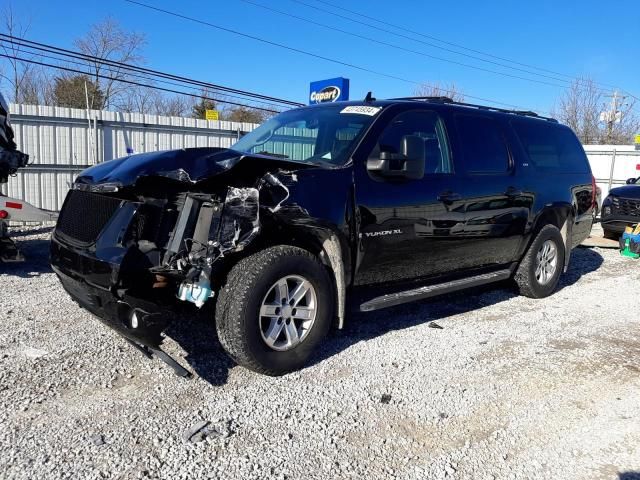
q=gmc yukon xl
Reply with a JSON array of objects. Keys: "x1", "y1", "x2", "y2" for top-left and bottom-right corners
[{"x1": 50, "y1": 97, "x2": 595, "y2": 376}]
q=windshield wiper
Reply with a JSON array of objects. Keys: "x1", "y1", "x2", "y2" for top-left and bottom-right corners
[{"x1": 256, "y1": 151, "x2": 289, "y2": 159}]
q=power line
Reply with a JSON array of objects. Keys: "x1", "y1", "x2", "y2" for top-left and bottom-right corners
[
  {"x1": 0, "y1": 34, "x2": 303, "y2": 108},
  {"x1": 0, "y1": 53, "x2": 282, "y2": 113},
  {"x1": 238, "y1": 0, "x2": 574, "y2": 91},
  {"x1": 0, "y1": 37, "x2": 289, "y2": 111},
  {"x1": 304, "y1": 0, "x2": 639, "y2": 100},
  {"x1": 124, "y1": 0, "x2": 537, "y2": 112}
]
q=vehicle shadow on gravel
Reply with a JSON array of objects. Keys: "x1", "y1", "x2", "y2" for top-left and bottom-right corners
[
  {"x1": 556, "y1": 247, "x2": 604, "y2": 291},
  {"x1": 156, "y1": 248, "x2": 604, "y2": 384},
  {"x1": 0, "y1": 228, "x2": 53, "y2": 278},
  {"x1": 165, "y1": 311, "x2": 235, "y2": 386},
  {"x1": 309, "y1": 247, "x2": 604, "y2": 368}
]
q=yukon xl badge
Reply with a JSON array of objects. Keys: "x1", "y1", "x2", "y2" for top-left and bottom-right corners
[
  {"x1": 362, "y1": 229, "x2": 403, "y2": 238},
  {"x1": 310, "y1": 86, "x2": 341, "y2": 103}
]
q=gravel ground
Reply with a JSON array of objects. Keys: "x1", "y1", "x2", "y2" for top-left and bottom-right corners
[{"x1": 1, "y1": 227, "x2": 640, "y2": 480}]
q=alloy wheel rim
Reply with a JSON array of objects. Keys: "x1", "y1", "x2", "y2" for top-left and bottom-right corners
[
  {"x1": 535, "y1": 239, "x2": 558, "y2": 286},
  {"x1": 259, "y1": 275, "x2": 317, "y2": 352}
]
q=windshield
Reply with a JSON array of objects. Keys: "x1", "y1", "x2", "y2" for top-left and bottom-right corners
[{"x1": 231, "y1": 104, "x2": 380, "y2": 166}]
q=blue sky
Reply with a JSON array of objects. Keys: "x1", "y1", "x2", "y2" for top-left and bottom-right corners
[{"x1": 9, "y1": 0, "x2": 640, "y2": 113}]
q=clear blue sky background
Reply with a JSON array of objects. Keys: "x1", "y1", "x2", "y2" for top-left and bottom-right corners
[{"x1": 9, "y1": 0, "x2": 640, "y2": 113}]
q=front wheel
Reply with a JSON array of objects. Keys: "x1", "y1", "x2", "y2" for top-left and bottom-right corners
[
  {"x1": 514, "y1": 224, "x2": 565, "y2": 299},
  {"x1": 215, "y1": 245, "x2": 334, "y2": 376}
]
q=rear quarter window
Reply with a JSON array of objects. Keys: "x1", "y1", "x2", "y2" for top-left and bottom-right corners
[{"x1": 511, "y1": 119, "x2": 589, "y2": 174}]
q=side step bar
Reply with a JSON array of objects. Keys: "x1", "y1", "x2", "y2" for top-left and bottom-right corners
[{"x1": 359, "y1": 269, "x2": 512, "y2": 312}]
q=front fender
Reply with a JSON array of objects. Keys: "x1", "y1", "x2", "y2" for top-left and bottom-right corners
[{"x1": 263, "y1": 166, "x2": 355, "y2": 328}]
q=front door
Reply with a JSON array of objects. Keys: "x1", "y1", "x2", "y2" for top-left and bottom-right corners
[{"x1": 353, "y1": 108, "x2": 470, "y2": 287}]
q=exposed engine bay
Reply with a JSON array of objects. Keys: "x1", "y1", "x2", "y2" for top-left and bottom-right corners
[
  {"x1": 49, "y1": 148, "x2": 324, "y2": 375},
  {"x1": 56, "y1": 160, "x2": 293, "y2": 310}
]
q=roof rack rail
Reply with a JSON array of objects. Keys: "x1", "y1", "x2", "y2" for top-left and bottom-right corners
[
  {"x1": 395, "y1": 96, "x2": 454, "y2": 103},
  {"x1": 389, "y1": 97, "x2": 558, "y2": 123}
]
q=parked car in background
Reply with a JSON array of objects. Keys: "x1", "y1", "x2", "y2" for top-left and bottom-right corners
[
  {"x1": 601, "y1": 177, "x2": 640, "y2": 239},
  {"x1": 50, "y1": 97, "x2": 595, "y2": 376}
]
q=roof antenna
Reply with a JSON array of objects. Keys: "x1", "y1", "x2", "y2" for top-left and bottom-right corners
[{"x1": 364, "y1": 91, "x2": 376, "y2": 102}]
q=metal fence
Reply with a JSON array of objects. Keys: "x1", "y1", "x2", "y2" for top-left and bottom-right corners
[
  {"x1": 584, "y1": 145, "x2": 640, "y2": 199},
  {"x1": 1, "y1": 103, "x2": 258, "y2": 212},
  {"x1": 3, "y1": 103, "x2": 638, "y2": 212}
]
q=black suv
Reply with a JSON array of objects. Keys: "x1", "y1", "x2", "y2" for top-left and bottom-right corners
[
  {"x1": 50, "y1": 98, "x2": 595, "y2": 376},
  {"x1": 600, "y1": 177, "x2": 640, "y2": 238}
]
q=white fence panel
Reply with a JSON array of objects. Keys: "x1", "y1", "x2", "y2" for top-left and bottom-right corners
[
  {"x1": 1, "y1": 103, "x2": 258, "y2": 212},
  {"x1": 7, "y1": 104, "x2": 640, "y2": 213},
  {"x1": 584, "y1": 145, "x2": 640, "y2": 199}
]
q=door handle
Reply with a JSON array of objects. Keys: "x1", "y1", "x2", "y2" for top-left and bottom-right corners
[
  {"x1": 504, "y1": 187, "x2": 523, "y2": 197},
  {"x1": 437, "y1": 191, "x2": 462, "y2": 204}
]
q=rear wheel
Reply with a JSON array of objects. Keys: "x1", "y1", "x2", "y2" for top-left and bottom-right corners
[
  {"x1": 602, "y1": 228, "x2": 619, "y2": 240},
  {"x1": 515, "y1": 224, "x2": 565, "y2": 299},
  {"x1": 215, "y1": 245, "x2": 334, "y2": 376}
]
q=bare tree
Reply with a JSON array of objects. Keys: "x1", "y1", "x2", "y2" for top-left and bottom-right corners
[
  {"x1": 552, "y1": 77, "x2": 601, "y2": 144},
  {"x1": 16, "y1": 67, "x2": 44, "y2": 104},
  {"x1": 152, "y1": 94, "x2": 191, "y2": 117},
  {"x1": 553, "y1": 77, "x2": 639, "y2": 145},
  {"x1": 602, "y1": 94, "x2": 639, "y2": 145},
  {"x1": 116, "y1": 86, "x2": 157, "y2": 114},
  {"x1": 0, "y1": 3, "x2": 50, "y2": 104},
  {"x1": 414, "y1": 82, "x2": 465, "y2": 102},
  {"x1": 74, "y1": 17, "x2": 146, "y2": 110},
  {"x1": 117, "y1": 87, "x2": 191, "y2": 117}
]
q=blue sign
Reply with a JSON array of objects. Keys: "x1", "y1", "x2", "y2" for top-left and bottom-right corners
[{"x1": 309, "y1": 77, "x2": 350, "y2": 105}]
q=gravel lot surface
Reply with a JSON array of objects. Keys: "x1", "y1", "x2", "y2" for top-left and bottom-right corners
[{"x1": 1, "y1": 227, "x2": 639, "y2": 480}]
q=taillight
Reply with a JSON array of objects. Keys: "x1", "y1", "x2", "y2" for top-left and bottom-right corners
[
  {"x1": 0, "y1": 210, "x2": 8, "y2": 219},
  {"x1": 591, "y1": 175, "x2": 597, "y2": 207}
]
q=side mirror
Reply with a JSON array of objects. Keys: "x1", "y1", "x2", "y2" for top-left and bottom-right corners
[
  {"x1": 626, "y1": 177, "x2": 637, "y2": 185},
  {"x1": 367, "y1": 135, "x2": 425, "y2": 180}
]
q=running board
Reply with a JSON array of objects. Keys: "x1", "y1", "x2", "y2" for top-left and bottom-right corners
[{"x1": 359, "y1": 270, "x2": 512, "y2": 312}]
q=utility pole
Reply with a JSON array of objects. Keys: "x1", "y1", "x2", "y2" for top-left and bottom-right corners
[{"x1": 603, "y1": 91, "x2": 626, "y2": 144}]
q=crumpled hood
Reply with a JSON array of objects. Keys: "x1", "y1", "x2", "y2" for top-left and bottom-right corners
[
  {"x1": 75, "y1": 147, "x2": 311, "y2": 187},
  {"x1": 608, "y1": 184, "x2": 640, "y2": 200}
]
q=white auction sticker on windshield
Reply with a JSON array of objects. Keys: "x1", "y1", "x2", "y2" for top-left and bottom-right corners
[{"x1": 340, "y1": 106, "x2": 382, "y2": 116}]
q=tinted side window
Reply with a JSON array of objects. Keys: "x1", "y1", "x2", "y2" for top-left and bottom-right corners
[
  {"x1": 511, "y1": 119, "x2": 589, "y2": 173},
  {"x1": 455, "y1": 115, "x2": 510, "y2": 173},
  {"x1": 371, "y1": 110, "x2": 453, "y2": 174}
]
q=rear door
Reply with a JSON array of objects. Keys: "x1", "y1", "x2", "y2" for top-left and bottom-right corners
[
  {"x1": 449, "y1": 113, "x2": 532, "y2": 267},
  {"x1": 510, "y1": 118, "x2": 594, "y2": 247}
]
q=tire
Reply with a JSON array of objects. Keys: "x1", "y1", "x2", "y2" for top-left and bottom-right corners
[
  {"x1": 215, "y1": 245, "x2": 334, "y2": 376},
  {"x1": 514, "y1": 224, "x2": 565, "y2": 299},
  {"x1": 602, "y1": 228, "x2": 619, "y2": 240}
]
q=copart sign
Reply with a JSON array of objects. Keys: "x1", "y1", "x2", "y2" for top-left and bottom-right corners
[{"x1": 309, "y1": 77, "x2": 350, "y2": 105}]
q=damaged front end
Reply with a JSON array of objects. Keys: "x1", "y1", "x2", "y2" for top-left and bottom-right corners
[{"x1": 50, "y1": 148, "x2": 295, "y2": 376}]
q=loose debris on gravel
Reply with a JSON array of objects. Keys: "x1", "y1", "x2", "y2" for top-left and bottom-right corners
[{"x1": 1, "y1": 228, "x2": 640, "y2": 479}]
